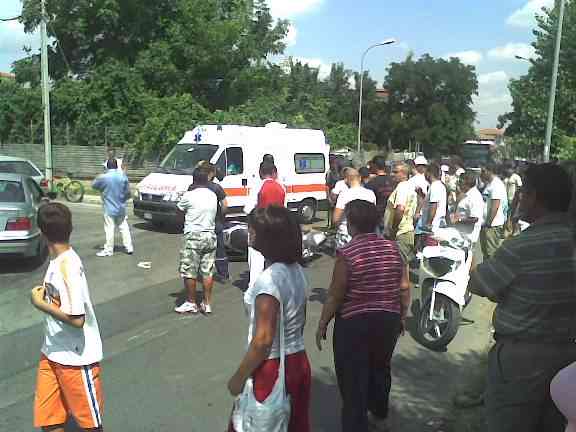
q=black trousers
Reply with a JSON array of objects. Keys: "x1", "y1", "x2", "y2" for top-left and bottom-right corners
[
  {"x1": 333, "y1": 311, "x2": 401, "y2": 432},
  {"x1": 486, "y1": 339, "x2": 576, "y2": 432},
  {"x1": 215, "y1": 229, "x2": 229, "y2": 278}
]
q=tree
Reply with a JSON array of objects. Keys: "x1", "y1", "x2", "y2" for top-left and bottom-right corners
[
  {"x1": 383, "y1": 54, "x2": 478, "y2": 156},
  {"x1": 501, "y1": 0, "x2": 576, "y2": 156}
]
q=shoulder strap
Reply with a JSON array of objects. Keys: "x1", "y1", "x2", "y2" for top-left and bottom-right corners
[{"x1": 277, "y1": 289, "x2": 287, "y2": 395}]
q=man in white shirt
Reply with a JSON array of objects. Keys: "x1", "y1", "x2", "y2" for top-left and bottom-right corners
[
  {"x1": 409, "y1": 156, "x2": 430, "y2": 225},
  {"x1": 504, "y1": 165, "x2": 523, "y2": 205},
  {"x1": 175, "y1": 168, "x2": 218, "y2": 314},
  {"x1": 330, "y1": 167, "x2": 351, "y2": 204},
  {"x1": 452, "y1": 172, "x2": 484, "y2": 246},
  {"x1": 480, "y1": 164, "x2": 508, "y2": 259},
  {"x1": 416, "y1": 163, "x2": 447, "y2": 248},
  {"x1": 333, "y1": 168, "x2": 376, "y2": 248}
]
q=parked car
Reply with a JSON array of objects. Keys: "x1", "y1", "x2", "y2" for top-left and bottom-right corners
[
  {"x1": 0, "y1": 173, "x2": 51, "y2": 263},
  {"x1": 0, "y1": 155, "x2": 48, "y2": 193}
]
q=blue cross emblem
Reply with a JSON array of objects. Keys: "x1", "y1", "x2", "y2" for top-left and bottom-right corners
[{"x1": 194, "y1": 131, "x2": 202, "y2": 143}]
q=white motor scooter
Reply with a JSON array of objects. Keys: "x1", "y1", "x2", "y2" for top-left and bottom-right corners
[{"x1": 413, "y1": 228, "x2": 474, "y2": 350}]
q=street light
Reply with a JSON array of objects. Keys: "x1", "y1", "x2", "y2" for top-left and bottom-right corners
[
  {"x1": 357, "y1": 38, "x2": 396, "y2": 159},
  {"x1": 544, "y1": 0, "x2": 566, "y2": 162},
  {"x1": 515, "y1": 55, "x2": 531, "y2": 62}
]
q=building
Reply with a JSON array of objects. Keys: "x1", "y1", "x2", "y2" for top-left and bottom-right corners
[
  {"x1": 375, "y1": 88, "x2": 390, "y2": 101},
  {"x1": 0, "y1": 72, "x2": 16, "y2": 80},
  {"x1": 477, "y1": 128, "x2": 505, "y2": 145}
]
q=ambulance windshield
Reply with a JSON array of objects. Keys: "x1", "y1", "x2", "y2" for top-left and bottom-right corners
[{"x1": 159, "y1": 144, "x2": 218, "y2": 173}]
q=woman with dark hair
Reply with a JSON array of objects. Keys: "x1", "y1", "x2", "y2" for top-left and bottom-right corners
[
  {"x1": 227, "y1": 206, "x2": 311, "y2": 432},
  {"x1": 316, "y1": 200, "x2": 411, "y2": 432}
]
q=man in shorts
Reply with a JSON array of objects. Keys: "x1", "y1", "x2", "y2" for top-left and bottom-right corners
[
  {"x1": 175, "y1": 168, "x2": 218, "y2": 314},
  {"x1": 31, "y1": 203, "x2": 104, "y2": 431}
]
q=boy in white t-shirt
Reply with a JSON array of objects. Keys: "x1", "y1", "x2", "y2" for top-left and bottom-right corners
[{"x1": 31, "y1": 203, "x2": 104, "y2": 431}]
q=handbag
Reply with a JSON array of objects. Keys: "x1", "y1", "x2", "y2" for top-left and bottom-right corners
[{"x1": 232, "y1": 295, "x2": 291, "y2": 432}]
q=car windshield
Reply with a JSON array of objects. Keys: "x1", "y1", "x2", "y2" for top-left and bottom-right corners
[
  {"x1": 0, "y1": 180, "x2": 25, "y2": 203},
  {"x1": 0, "y1": 161, "x2": 41, "y2": 177},
  {"x1": 158, "y1": 144, "x2": 218, "y2": 174}
]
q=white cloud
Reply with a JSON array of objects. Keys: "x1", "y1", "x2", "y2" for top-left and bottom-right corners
[
  {"x1": 473, "y1": 70, "x2": 514, "y2": 128},
  {"x1": 292, "y1": 56, "x2": 332, "y2": 79},
  {"x1": 507, "y1": 0, "x2": 554, "y2": 28},
  {"x1": 285, "y1": 24, "x2": 298, "y2": 47},
  {"x1": 488, "y1": 43, "x2": 536, "y2": 60},
  {"x1": 443, "y1": 50, "x2": 483, "y2": 66},
  {"x1": 0, "y1": 20, "x2": 39, "y2": 71},
  {"x1": 478, "y1": 71, "x2": 509, "y2": 85},
  {"x1": 267, "y1": 0, "x2": 324, "y2": 19}
]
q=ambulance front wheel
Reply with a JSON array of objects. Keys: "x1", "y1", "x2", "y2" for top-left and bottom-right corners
[{"x1": 297, "y1": 199, "x2": 317, "y2": 224}]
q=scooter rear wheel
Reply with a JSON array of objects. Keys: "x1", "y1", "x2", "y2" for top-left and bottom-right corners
[{"x1": 416, "y1": 293, "x2": 461, "y2": 351}]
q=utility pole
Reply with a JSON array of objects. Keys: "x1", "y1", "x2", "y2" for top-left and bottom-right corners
[
  {"x1": 41, "y1": 0, "x2": 53, "y2": 189},
  {"x1": 544, "y1": 0, "x2": 566, "y2": 162}
]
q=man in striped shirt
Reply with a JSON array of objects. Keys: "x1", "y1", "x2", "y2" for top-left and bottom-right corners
[{"x1": 469, "y1": 163, "x2": 576, "y2": 432}]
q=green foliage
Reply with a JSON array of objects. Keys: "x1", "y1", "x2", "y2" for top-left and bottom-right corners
[
  {"x1": 4, "y1": 1, "x2": 478, "y2": 160},
  {"x1": 384, "y1": 54, "x2": 478, "y2": 156},
  {"x1": 135, "y1": 94, "x2": 212, "y2": 158},
  {"x1": 555, "y1": 135, "x2": 576, "y2": 160},
  {"x1": 501, "y1": 0, "x2": 576, "y2": 157}
]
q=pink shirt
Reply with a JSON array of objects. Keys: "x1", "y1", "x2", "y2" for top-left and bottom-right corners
[{"x1": 338, "y1": 233, "x2": 403, "y2": 319}]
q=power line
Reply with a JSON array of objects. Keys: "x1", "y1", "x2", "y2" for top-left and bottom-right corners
[{"x1": 0, "y1": 16, "x2": 21, "y2": 22}]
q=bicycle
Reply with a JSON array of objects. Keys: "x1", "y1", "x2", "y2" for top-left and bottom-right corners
[{"x1": 54, "y1": 172, "x2": 85, "y2": 203}]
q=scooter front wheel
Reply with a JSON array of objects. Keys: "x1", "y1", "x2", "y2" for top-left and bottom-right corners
[{"x1": 416, "y1": 293, "x2": 461, "y2": 351}]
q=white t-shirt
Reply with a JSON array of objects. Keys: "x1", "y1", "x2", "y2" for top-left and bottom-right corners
[
  {"x1": 177, "y1": 187, "x2": 218, "y2": 234},
  {"x1": 483, "y1": 176, "x2": 508, "y2": 227},
  {"x1": 42, "y1": 249, "x2": 103, "y2": 366},
  {"x1": 417, "y1": 180, "x2": 447, "y2": 232},
  {"x1": 244, "y1": 263, "x2": 309, "y2": 359},
  {"x1": 409, "y1": 173, "x2": 429, "y2": 196},
  {"x1": 335, "y1": 186, "x2": 377, "y2": 238},
  {"x1": 331, "y1": 180, "x2": 348, "y2": 197},
  {"x1": 504, "y1": 173, "x2": 523, "y2": 203},
  {"x1": 455, "y1": 187, "x2": 484, "y2": 243}
]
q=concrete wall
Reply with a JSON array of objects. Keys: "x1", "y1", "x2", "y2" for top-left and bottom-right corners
[{"x1": 0, "y1": 143, "x2": 158, "y2": 180}]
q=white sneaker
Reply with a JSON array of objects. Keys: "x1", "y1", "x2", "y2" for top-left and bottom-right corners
[
  {"x1": 201, "y1": 303, "x2": 212, "y2": 314},
  {"x1": 174, "y1": 301, "x2": 199, "y2": 314},
  {"x1": 96, "y1": 250, "x2": 113, "y2": 257}
]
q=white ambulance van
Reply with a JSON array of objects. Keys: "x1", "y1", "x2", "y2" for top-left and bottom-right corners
[{"x1": 133, "y1": 123, "x2": 330, "y2": 226}]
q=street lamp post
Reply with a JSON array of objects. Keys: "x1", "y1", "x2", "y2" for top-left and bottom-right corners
[
  {"x1": 40, "y1": 0, "x2": 53, "y2": 189},
  {"x1": 544, "y1": 0, "x2": 566, "y2": 162},
  {"x1": 357, "y1": 38, "x2": 396, "y2": 160}
]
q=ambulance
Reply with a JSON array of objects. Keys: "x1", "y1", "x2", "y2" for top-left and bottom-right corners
[{"x1": 133, "y1": 123, "x2": 330, "y2": 226}]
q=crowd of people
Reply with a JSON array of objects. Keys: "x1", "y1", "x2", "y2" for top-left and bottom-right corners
[{"x1": 27, "y1": 149, "x2": 575, "y2": 432}]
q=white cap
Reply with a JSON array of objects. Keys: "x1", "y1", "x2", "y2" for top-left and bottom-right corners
[
  {"x1": 414, "y1": 156, "x2": 428, "y2": 166},
  {"x1": 441, "y1": 164, "x2": 450, "y2": 172}
]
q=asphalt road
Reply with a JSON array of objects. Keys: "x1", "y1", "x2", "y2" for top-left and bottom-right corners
[{"x1": 0, "y1": 204, "x2": 493, "y2": 432}]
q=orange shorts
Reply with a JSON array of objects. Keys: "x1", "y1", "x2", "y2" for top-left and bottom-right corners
[{"x1": 34, "y1": 355, "x2": 104, "y2": 429}]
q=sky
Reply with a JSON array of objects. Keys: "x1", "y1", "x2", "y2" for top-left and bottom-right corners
[{"x1": 0, "y1": 0, "x2": 555, "y2": 128}]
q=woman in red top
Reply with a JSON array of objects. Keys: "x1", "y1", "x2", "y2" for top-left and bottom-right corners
[{"x1": 316, "y1": 199, "x2": 411, "y2": 432}]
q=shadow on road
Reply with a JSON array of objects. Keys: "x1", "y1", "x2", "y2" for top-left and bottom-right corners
[
  {"x1": 309, "y1": 347, "x2": 487, "y2": 432},
  {"x1": 0, "y1": 255, "x2": 47, "y2": 275},
  {"x1": 232, "y1": 271, "x2": 249, "y2": 292},
  {"x1": 133, "y1": 222, "x2": 182, "y2": 235}
]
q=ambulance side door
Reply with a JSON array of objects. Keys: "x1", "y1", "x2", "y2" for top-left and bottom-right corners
[{"x1": 214, "y1": 146, "x2": 247, "y2": 211}]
